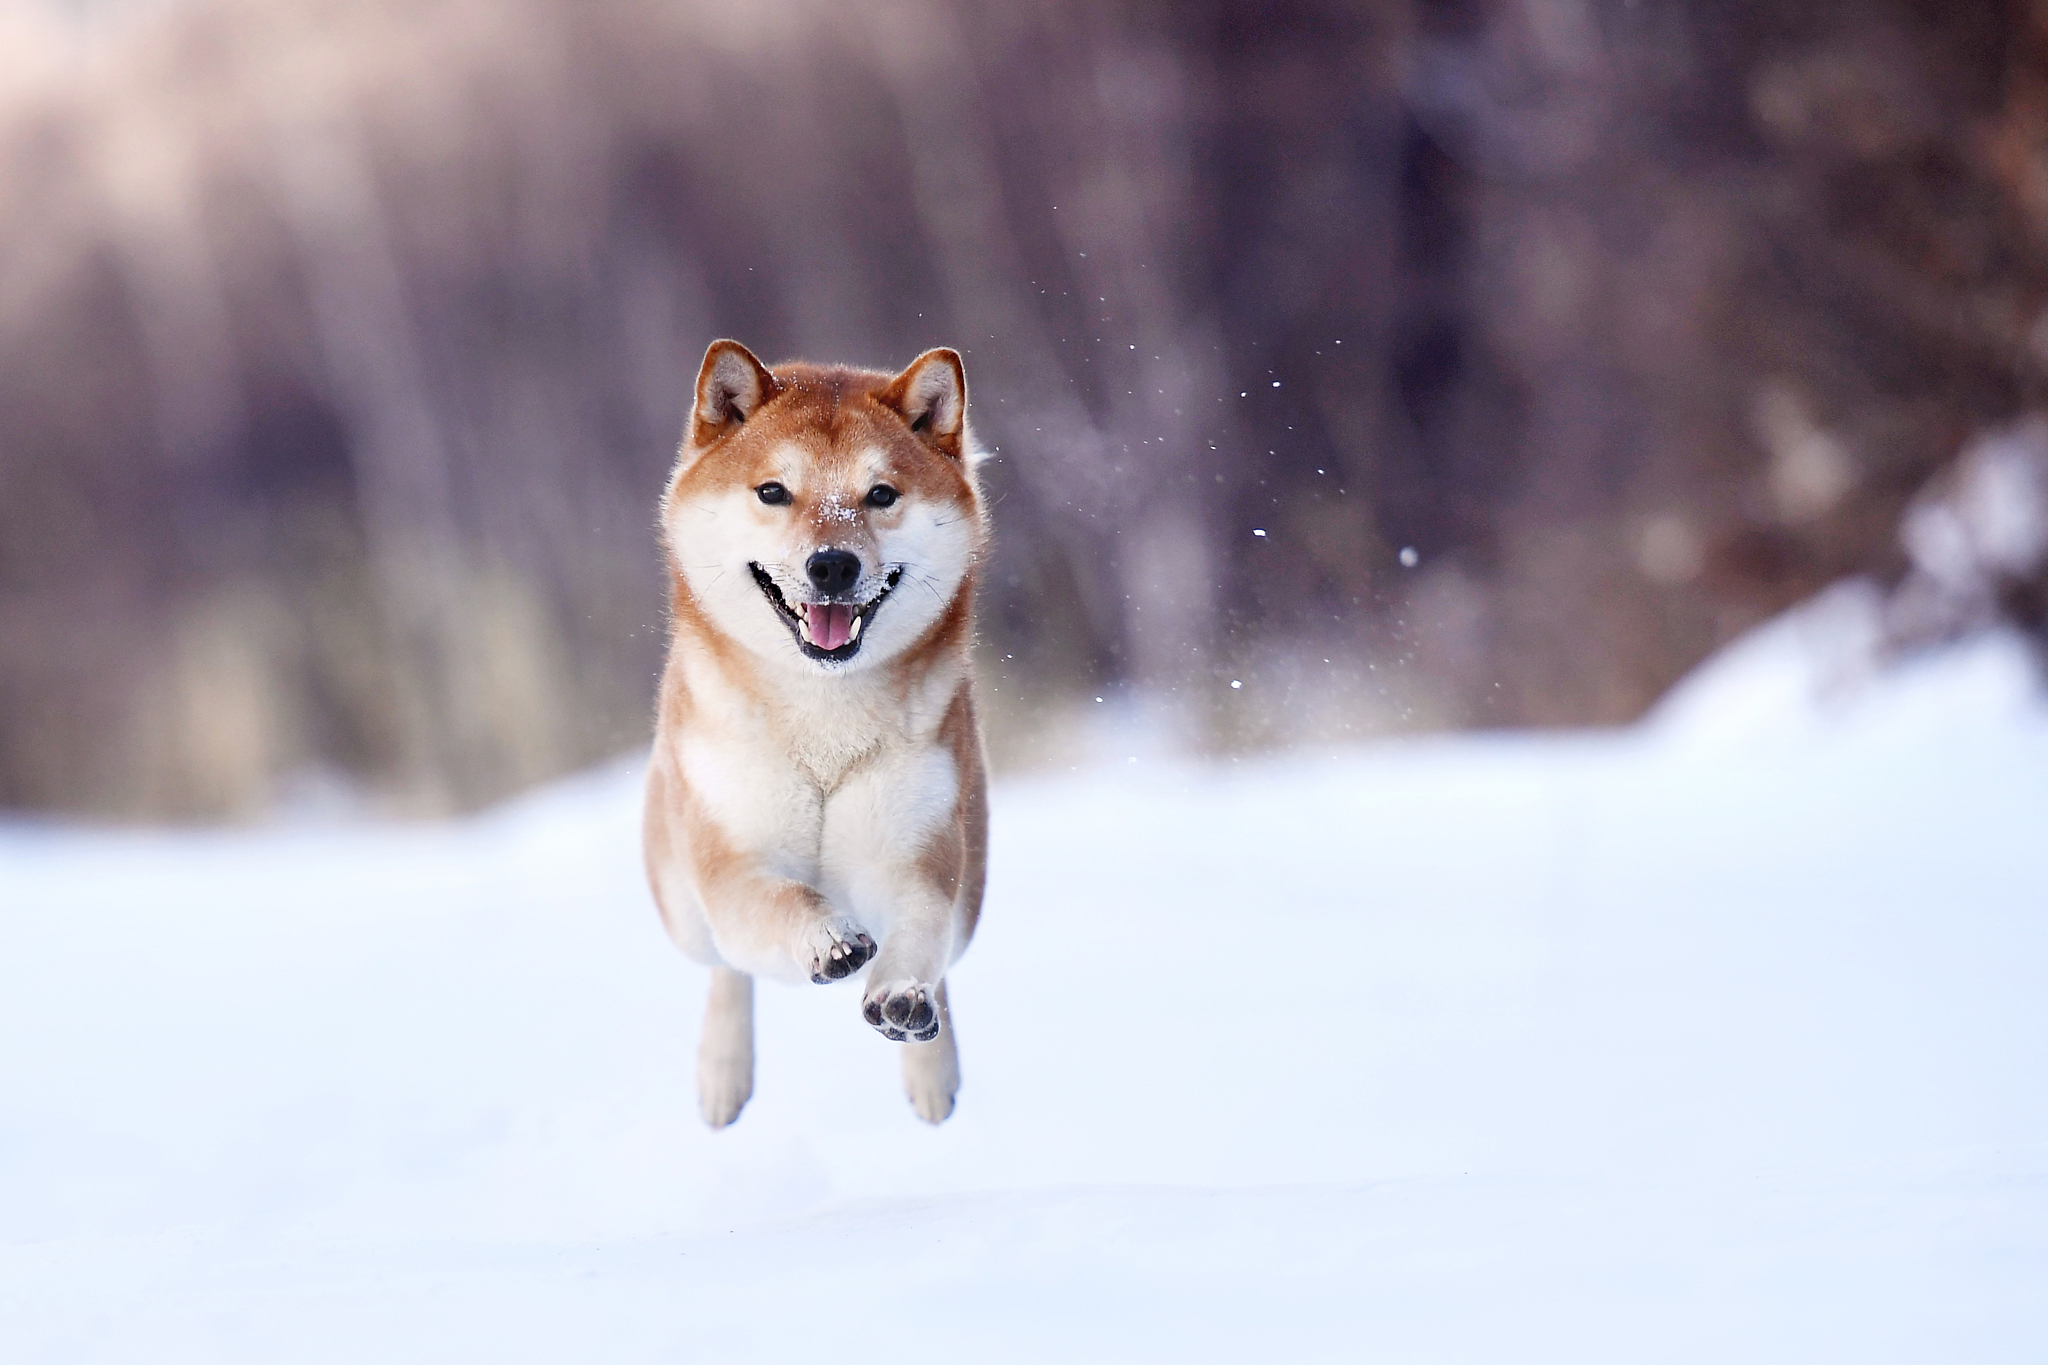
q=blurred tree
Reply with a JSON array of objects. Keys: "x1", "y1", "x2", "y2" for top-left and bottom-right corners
[{"x1": 0, "y1": 0, "x2": 2041, "y2": 817}]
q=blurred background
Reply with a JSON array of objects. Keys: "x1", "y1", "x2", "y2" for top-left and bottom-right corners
[{"x1": 3, "y1": 0, "x2": 2046, "y2": 820}]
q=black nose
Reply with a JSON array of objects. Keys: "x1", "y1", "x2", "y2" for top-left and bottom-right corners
[{"x1": 806, "y1": 549, "x2": 862, "y2": 596}]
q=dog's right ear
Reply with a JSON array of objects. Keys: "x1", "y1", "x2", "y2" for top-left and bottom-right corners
[{"x1": 685, "y1": 339, "x2": 777, "y2": 456}]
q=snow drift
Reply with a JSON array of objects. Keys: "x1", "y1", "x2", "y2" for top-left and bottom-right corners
[{"x1": 2, "y1": 610, "x2": 2044, "y2": 1362}]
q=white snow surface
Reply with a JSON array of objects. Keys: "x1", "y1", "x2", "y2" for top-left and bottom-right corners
[{"x1": 3, "y1": 619, "x2": 2046, "y2": 1362}]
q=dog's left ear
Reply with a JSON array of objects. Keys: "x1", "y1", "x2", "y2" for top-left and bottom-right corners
[{"x1": 879, "y1": 348, "x2": 967, "y2": 460}]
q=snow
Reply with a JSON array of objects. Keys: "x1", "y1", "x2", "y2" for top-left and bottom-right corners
[
  {"x1": 3, "y1": 613, "x2": 2047, "y2": 1362},
  {"x1": 1645, "y1": 578, "x2": 2048, "y2": 747},
  {"x1": 1903, "y1": 418, "x2": 2048, "y2": 590}
]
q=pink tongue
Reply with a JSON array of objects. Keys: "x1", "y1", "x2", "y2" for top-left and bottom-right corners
[{"x1": 811, "y1": 604, "x2": 855, "y2": 650}]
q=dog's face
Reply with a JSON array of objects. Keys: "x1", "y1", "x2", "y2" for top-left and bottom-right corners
[{"x1": 663, "y1": 341, "x2": 985, "y2": 676}]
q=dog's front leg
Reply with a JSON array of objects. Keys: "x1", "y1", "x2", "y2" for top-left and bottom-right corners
[
  {"x1": 689, "y1": 839, "x2": 875, "y2": 984},
  {"x1": 859, "y1": 886, "x2": 955, "y2": 1042},
  {"x1": 850, "y1": 803, "x2": 965, "y2": 1044},
  {"x1": 823, "y1": 752, "x2": 966, "y2": 1042}
]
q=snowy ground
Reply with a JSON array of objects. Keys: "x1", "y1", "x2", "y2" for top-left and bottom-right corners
[{"x1": 3, "y1": 611, "x2": 2046, "y2": 1362}]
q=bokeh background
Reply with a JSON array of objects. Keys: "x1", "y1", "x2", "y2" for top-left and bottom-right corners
[{"x1": 5, "y1": 0, "x2": 2047, "y2": 820}]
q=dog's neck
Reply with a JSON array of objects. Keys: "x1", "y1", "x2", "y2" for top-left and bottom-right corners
[{"x1": 661, "y1": 578, "x2": 974, "y2": 792}]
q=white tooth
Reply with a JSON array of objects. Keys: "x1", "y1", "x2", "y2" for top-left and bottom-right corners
[{"x1": 848, "y1": 613, "x2": 864, "y2": 642}]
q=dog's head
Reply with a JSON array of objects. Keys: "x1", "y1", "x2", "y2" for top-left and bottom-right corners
[{"x1": 662, "y1": 340, "x2": 987, "y2": 675}]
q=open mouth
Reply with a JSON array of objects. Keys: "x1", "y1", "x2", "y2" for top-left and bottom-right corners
[{"x1": 749, "y1": 562, "x2": 902, "y2": 663}]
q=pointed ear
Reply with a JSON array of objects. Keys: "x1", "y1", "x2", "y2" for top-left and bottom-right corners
[
  {"x1": 687, "y1": 339, "x2": 777, "y2": 453},
  {"x1": 878, "y1": 348, "x2": 967, "y2": 460}
]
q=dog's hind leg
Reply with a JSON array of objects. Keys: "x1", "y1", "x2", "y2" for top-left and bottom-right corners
[
  {"x1": 900, "y1": 979, "x2": 959, "y2": 1124},
  {"x1": 697, "y1": 967, "x2": 754, "y2": 1128}
]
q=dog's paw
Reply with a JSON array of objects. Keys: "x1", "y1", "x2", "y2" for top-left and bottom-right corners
[
  {"x1": 799, "y1": 917, "x2": 876, "y2": 984},
  {"x1": 862, "y1": 979, "x2": 940, "y2": 1042}
]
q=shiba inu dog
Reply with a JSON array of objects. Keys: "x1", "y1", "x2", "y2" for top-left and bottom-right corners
[{"x1": 643, "y1": 340, "x2": 990, "y2": 1127}]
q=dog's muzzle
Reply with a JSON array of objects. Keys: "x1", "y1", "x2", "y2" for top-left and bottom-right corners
[{"x1": 750, "y1": 561, "x2": 903, "y2": 663}]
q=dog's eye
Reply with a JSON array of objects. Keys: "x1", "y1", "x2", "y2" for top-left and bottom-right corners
[
  {"x1": 865, "y1": 484, "x2": 899, "y2": 508},
  {"x1": 755, "y1": 482, "x2": 790, "y2": 506}
]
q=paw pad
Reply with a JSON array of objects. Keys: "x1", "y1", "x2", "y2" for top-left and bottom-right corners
[
  {"x1": 862, "y1": 982, "x2": 939, "y2": 1041},
  {"x1": 809, "y1": 929, "x2": 876, "y2": 984}
]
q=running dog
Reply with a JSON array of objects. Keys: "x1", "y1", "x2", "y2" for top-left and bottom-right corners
[{"x1": 643, "y1": 339, "x2": 989, "y2": 1127}]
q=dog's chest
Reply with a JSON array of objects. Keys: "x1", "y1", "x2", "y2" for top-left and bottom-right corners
[
  {"x1": 679, "y1": 667, "x2": 951, "y2": 863},
  {"x1": 767, "y1": 682, "x2": 902, "y2": 788}
]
